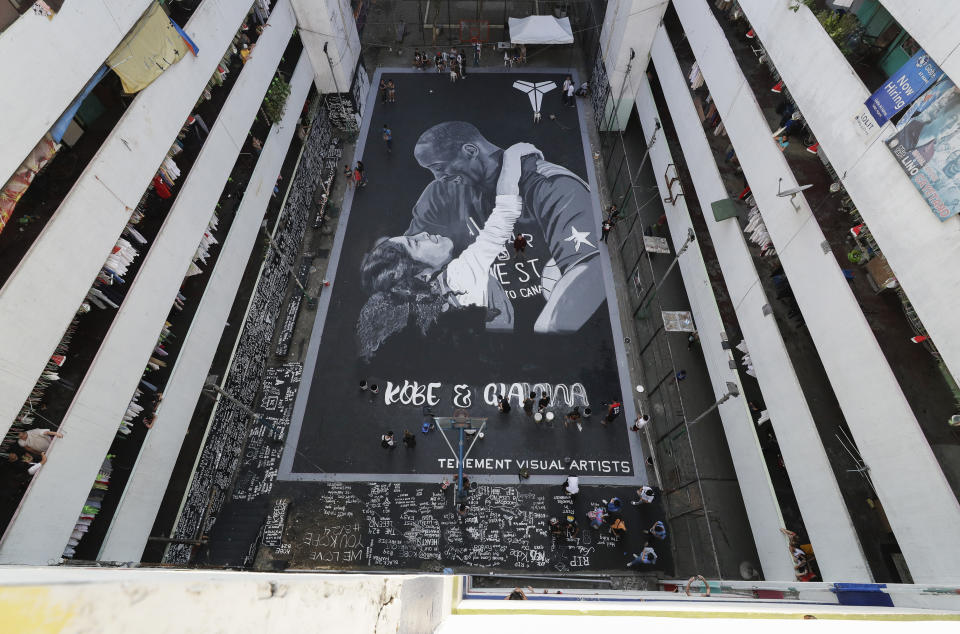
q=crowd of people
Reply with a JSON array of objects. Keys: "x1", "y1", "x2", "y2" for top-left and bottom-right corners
[
  {"x1": 552, "y1": 476, "x2": 664, "y2": 569},
  {"x1": 411, "y1": 46, "x2": 478, "y2": 81}
]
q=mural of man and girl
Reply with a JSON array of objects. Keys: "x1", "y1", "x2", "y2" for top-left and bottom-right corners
[{"x1": 357, "y1": 121, "x2": 605, "y2": 359}]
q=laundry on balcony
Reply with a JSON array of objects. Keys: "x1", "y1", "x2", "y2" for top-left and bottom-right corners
[{"x1": 106, "y1": 2, "x2": 193, "y2": 94}]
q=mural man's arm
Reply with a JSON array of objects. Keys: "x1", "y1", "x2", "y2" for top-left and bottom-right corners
[
  {"x1": 529, "y1": 175, "x2": 604, "y2": 332},
  {"x1": 535, "y1": 255, "x2": 603, "y2": 333}
]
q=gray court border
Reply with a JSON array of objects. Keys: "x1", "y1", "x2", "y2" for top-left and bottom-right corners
[{"x1": 278, "y1": 66, "x2": 645, "y2": 486}]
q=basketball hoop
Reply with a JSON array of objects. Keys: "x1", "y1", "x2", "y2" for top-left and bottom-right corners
[{"x1": 460, "y1": 19, "x2": 489, "y2": 44}]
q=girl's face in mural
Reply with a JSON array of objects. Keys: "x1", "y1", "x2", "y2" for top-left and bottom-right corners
[{"x1": 388, "y1": 232, "x2": 454, "y2": 271}]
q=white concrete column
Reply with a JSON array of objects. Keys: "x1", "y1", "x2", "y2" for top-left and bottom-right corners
[
  {"x1": 646, "y1": 27, "x2": 871, "y2": 582},
  {"x1": 291, "y1": 0, "x2": 360, "y2": 94},
  {"x1": 629, "y1": 75, "x2": 797, "y2": 580},
  {"x1": 677, "y1": 0, "x2": 960, "y2": 584},
  {"x1": 0, "y1": 0, "x2": 254, "y2": 440},
  {"x1": 0, "y1": 0, "x2": 154, "y2": 185},
  {"x1": 97, "y1": 50, "x2": 315, "y2": 564},
  {"x1": 0, "y1": 0, "x2": 299, "y2": 566},
  {"x1": 598, "y1": 0, "x2": 668, "y2": 130}
]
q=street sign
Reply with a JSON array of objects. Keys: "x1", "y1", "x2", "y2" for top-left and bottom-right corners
[
  {"x1": 662, "y1": 310, "x2": 696, "y2": 332},
  {"x1": 643, "y1": 235, "x2": 671, "y2": 254}
]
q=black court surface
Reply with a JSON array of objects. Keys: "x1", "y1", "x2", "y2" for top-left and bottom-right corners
[{"x1": 281, "y1": 69, "x2": 644, "y2": 481}]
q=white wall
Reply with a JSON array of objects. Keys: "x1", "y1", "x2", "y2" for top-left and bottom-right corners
[
  {"x1": 0, "y1": 0, "x2": 154, "y2": 185},
  {"x1": 98, "y1": 50, "x2": 314, "y2": 564},
  {"x1": 732, "y1": 2, "x2": 960, "y2": 390},
  {"x1": 0, "y1": 0, "x2": 298, "y2": 566},
  {"x1": 677, "y1": 0, "x2": 960, "y2": 584},
  {"x1": 291, "y1": 0, "x2": 360, "y2": 94},
  {"x1": 645, "y1": 29, "x2": 870, "y2": 582},
  {"x1": 0, "y1": 0, "x2": 252, "y2": 440},
  {"x1": 599, "y1": 0, "x2": 668, "y2": 131}
]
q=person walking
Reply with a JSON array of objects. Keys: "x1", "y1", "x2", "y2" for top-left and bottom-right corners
[
  {"x1": 381, "y1": 430, "x2": 396, "y2": 449},
  {"x1": 645, "y1": 520, "x2": 667, "y2": 540},
  {"x1": 676, "y1": 369, "x2": 687, "y2": 381},
  {"x1": 387, "y1": 79, "x2": 397, "y2": 103},
  {"x1": 355, "y1": 160, "x2": 367, "y2": 186},
  {"x1": 353, "y1": 164, "x2": 362, "y2": 188},
  {"x1": 606, "y1": 203, "x2": 620, "y2": 222},
  {"x1": 632, "y1": 413, "x2": 650, "y2": 433},
  {"x1": 343, "y1": 164, "x2": 354, "y2": 188},
  {"x1": 562, "y1": 75, "x2": 573, "y2": 105},
  {"x1": 513, "y1": 233, "x2": 528, "y2": 259},
  {"x1": 565, "y1": 79, "x2": 576, "y2": 107},
  {"x1": 379, "y1": 78, "x2": 388, "y2": 103},
  {"x1": 402, "y1": 429, "x2": 416, "y2": 448},
  {"x1": 474, "y1": 41, "x2": 481, "y2": 65},
  {"x1": 382, "y1": 125, "x2": 393, "y2": 153},
  {"x1": 627, "y1": 544, "x2": 658, "y2": 568},
  {"x1": 458, "y1": 49, "x2": 466, "y2": 77},
  {"x1": 603, "y1": 400, "x2": 623, "y2": 425},
  {"x1": 562, "y1": 474, "x2": 579, "y2": 501},
  {"x1": 564, "y1": 406, "x2": 582, "y2": 429},
  {"x1": 631, "y1": 485, "x2": 655, "y2": 505},
  {"x1": 687, "y1": 330, "x2": 699, "y2": 350}
]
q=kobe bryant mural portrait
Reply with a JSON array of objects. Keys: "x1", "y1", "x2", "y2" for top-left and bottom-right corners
[
  {"x1": 356, "y1": 121, "x2": 605, "y2": 361},
  {"x1": 287, "y1": 72, "x2": 630, "y2": 477}
]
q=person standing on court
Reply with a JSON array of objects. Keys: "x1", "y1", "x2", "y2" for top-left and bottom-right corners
[
  {"x1": 602, "y1": 400, "x2": 622, "y2": 425},
  {"x1": 387, "y1": 79, "x2": 397, "y2": 103},
  {"x1": 601, "y1": 217, "x2": 614, "y2": 242},
  {"x1": 382, "y1": 125, "x2": 393, "y2": 153},
  {"x1": 474, "y1": 41, "x2": 481, "y2": 65},
  {"x1": 513, "y1": 232, "x2": 528, "y2": 259},
  {"x1": 402, "y1": 430, "x2": 416, "y2": 448},
  {"x1": 379, "y1": 78, "x2": 388, "y2": 103},
  {"x1": 498, "y1": 394, "x2": 511, "y2": 414},
  {"x1": 381, "y1": 430, "x2": 396, "y2": 450},
  {"x1": 522, "y1": 392, "x2": 536, "y2": 417},
  {"x1": 537, "y1": 392, "x2": 551, "y2": 413},
  {"x1": 565, "y1": 80, "x2": 576, "y2": 107}
]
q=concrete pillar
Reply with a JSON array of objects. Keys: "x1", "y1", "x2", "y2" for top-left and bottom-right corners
[
  {"x1": 290, "y1": 0, "x2": 360, "y2": 95},
  {"x1": 598, "y1": 0, "x2": 668, "y2": 130}
]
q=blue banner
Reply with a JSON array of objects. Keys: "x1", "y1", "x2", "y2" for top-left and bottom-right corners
[{"x1": 866, "y1": 49, "x2": 942, "y2": 126}]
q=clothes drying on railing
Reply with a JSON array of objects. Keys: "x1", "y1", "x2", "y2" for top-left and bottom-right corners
[
  {"x1": 744, "y1": 205, "x2": 776, "y2": 256},
  {"x1": 689, "y1": 62, "x2": 704, "y2": 89},
  {"x1": 62, "y1": 456, "x2": 112, "y2": 559}
]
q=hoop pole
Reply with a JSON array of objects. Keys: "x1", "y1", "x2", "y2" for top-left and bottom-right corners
[
  {"x1": 436, "y1": 424, "x2": 458, "y2": 464},
  {"x1": 457, "y1": 428, "x2": 465, "y2": 500},
  {"x1": 462, "y1": 420, "x2": 486, "y2": 462}
]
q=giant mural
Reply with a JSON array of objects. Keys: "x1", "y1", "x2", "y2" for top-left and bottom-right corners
[{"x1": 287, "y1": 72, "x2": 633, "y2": 477}]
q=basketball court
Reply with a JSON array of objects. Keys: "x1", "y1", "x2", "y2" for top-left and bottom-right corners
[{"x1": 278, "y1": 68, "x2": 646, "y2": 485}]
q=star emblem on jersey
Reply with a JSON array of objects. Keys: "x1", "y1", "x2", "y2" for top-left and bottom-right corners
[
  {"x1": 564, "y1": 226, "x2": 594, "y2": 251},
  {"x1": 513, "y1": 80, "x2": 557, "y2": 114}
]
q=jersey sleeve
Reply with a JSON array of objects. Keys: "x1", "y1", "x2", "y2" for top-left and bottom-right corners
[{"x1": 526, "y1": 174, "x2": 598, "y2": 272}]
